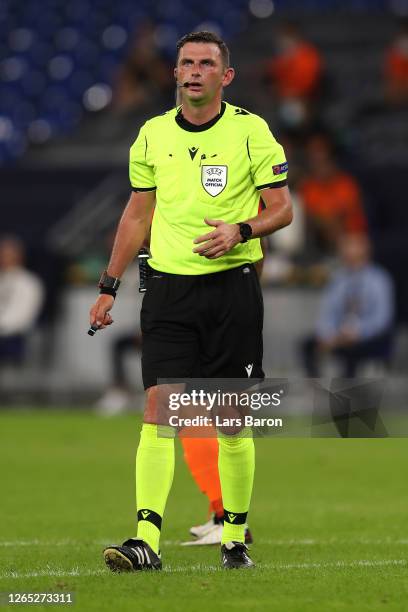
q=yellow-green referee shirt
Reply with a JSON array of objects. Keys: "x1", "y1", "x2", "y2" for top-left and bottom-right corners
[{"x1": 129, "y1": 101, "x2": 288, "y2": 275}]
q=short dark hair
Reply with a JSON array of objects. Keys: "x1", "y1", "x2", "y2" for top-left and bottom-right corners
[{"x1": 176, "y1": 31, "x2": 230, "y2": 68}]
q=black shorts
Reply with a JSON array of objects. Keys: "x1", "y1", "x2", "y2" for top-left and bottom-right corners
[{"x1": 140, "y1": 263, "x2": 264, "y2": 389}]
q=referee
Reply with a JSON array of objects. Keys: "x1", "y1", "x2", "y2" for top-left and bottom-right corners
[{"x1": 90, "y1": 31, "x2": 292, "y2": 571}]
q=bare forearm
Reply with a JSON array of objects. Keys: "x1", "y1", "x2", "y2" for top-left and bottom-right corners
[
  {"x1": 246, "y1": 192, "x2": 293, "y2": 239},
  {"x1": 107, "y1": 215, "x2": 149, "y2": 278},
  {"x1": 106, "y1": 192, "x2": 155, "y2": 278}
]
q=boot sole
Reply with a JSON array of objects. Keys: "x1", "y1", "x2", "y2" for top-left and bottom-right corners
[{"x1": 104, "y1": 548, "x2": 134, "y2": 572}]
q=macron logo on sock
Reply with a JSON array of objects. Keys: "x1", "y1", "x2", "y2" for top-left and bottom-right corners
[
  {"x1": 245, "y1": 364, "x2": 253, "y2": 377},
  {"x1": 228, "y1": 513, "x2": 237, "y2": 523},
  {"x1": 141, "y1": 510, "x2": 151, "y2": 519}
]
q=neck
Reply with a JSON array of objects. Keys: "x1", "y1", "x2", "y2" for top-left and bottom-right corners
[
  {"x1": 347, "y1": 262, "x2": 368, "y2": 271},
  {"x1": 181, "y1": 98, "x2": 222, "y2": 125}
]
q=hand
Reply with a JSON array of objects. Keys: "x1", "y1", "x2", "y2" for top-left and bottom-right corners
[
  {"x1": 193, "y1": 218, "x2": 242, "y2": 259},
  {"x1": 336, "y1": 327, "x2": 359, "y2": 347},
  {"x1": 89, "y1": 294, "x2": 114, "y2": 330},
  {"x1": 318, "y1": 327, "x2": 359, "y2": 352},
  {"x1": 317, "y1": 339, "x2": 336, "y2": 352}
]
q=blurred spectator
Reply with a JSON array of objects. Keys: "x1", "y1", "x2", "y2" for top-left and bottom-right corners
[
  {"x1": 301, "y1": 234, "x2": 395, "y2": 378},
  {"x1": 0, "y1": 237, "x2": 44, "y2": 366},
  {"x1": 265, "y1": 22, "x2": 322, "y2": 99},
  {"x1": 362, "y1": 168, "x2": 408, "y2": 325},
  {"x1": 112, "y1": 22, "x2": 173, "y2": 113},
  {"x1": 299, "y1": 135, "x2": 367, "y2": 257},
  {"x1": 96, "y1": 332, "x2": 142, "y2": 416},
  {"x1": 264, "y1": 22, "x2": 323, "y2": 130},
  {"x1": 384, "y1": 24, "x2": 408, "y2": 105}
]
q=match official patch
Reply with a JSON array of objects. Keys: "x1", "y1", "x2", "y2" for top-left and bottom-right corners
[
  {"x1": 272, "y1": 162, "x2": 288, "y2": 175},
  {"x1": 201, "y1": 165, "x2": 228, "y2": 197}
]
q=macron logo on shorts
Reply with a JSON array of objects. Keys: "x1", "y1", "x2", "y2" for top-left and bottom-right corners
[{"x1": 245, "y1": 364, "x2": 253, "y2": 377}]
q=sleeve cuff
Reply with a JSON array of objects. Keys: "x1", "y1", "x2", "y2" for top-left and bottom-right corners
[
  {"x1": 256, "y1": 179, "x2": 287, "y2": 190},
  {"x1": 131, "y1": 186, "x2": 156, "y2": 192}
]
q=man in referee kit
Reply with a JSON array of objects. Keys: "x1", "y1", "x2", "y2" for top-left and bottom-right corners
[{"x1": 89, "y1": 31, "x2": 292, "y2": 571}]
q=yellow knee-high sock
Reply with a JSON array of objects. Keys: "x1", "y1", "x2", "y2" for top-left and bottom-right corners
[
  {"x1": 135, "y1": 424, "x2": 175, "y2": 553},
  {"x1": 218, "y1": 429, "x2": 255, "y2": 544}
]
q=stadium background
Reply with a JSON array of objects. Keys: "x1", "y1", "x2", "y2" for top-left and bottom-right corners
[
  {"x1": 1, "y1": 2, "x2": 408, "y2": 610},
  {"x1": 1, "y1": 0, "x2": 408, "y2": 402}
]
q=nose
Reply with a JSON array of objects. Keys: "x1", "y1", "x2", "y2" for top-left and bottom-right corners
[{"x1": 191, "y1": 62, "x2": 201, "y2": 76}]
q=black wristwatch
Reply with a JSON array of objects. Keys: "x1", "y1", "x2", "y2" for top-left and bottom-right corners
[
  {"x1": 237, "y1": 222, "x2": 253, "y2": 243},
  {"x1": 98, "y1": 270, "x2": 121, "y2": 298}
]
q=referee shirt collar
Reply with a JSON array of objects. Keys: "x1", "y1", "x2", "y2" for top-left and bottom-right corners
[{"x1": 175, "y1": 101, "x2": 226, "y2": 132}]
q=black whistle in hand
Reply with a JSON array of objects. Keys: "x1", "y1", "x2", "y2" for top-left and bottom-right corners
[{"x1": 87, "y1": 325, "x2": 99, "y2": 336}]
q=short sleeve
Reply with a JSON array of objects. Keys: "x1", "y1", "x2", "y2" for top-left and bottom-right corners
[
  {"x1": 248, "y1": 117, "x2": 288, "y2": 190},
  {"x1": 129, "y1": 123, "x2": 156, "y2": 191}
]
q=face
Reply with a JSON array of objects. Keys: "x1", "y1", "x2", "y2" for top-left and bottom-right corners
[
  {"x1": 396, "y1": 33, "x2": 408, "y2": 56},
  {"x1": 175, "y1": 42, "x2": 234, "y2": 106},
  {"x1": 306, "y1": 136, "x2": 335, "y2": 179},
  {"x1": 0, "y1": 239, "x2": 24, "y2": 270},
  {"x1": 339, "y1": 234, "x2": 370, "y2": 269}
]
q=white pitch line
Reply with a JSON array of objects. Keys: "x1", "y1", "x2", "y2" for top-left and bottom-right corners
[
  {"x1": 0, "y1": 540, "x2": 77, "y2": 547},
  {"x1": 269, "y1": 559, "x2": 408, "y2": 571},
  {"x1": 259, "y1": 538, "x2": 408, "y2": 546},
  {"x1": 2, "y1": 538, "x2": 408, "y2": 547},
  {"x1": 0, "y1": 559, "x2": 406, "y2": 579},
  {"x1": 0, "y1": 569, "x2": 106, "y2": 579}
]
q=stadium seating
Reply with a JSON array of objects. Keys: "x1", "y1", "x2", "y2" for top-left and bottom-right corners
[
  {"x1": 0, "y1": 0, "x2": 251, "y2": 163},
  {"x1": 0, "y1": 0, "x2": 405, "y2": 164}
]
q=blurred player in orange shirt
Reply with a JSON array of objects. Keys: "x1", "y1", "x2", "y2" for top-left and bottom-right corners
[
  {"x1": 265, "y1": 22, "x2": 322, "y2": 101},
  {"x1": 384, "y1": 26, "x2": 408, "y2": 104},
  {"x1": 299, "y1": 135, "x2": 367, "y2": 255}
]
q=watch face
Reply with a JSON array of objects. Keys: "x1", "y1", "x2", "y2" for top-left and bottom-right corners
[
  {"x1": 240, "y1": 223, "x2": 252, "y2": 241},
  {"x1": 99, "y1": 271, "x2": 120, "y2": 290}
]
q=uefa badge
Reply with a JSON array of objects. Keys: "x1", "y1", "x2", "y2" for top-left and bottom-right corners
[{"x1": 201, "y1": 165, "x2": 228, "y2": 197}]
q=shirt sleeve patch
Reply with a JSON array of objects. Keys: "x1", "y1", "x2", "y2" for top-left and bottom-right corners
[{"x1": 272, "y1": 162, "x2": 288, "y2": 175}]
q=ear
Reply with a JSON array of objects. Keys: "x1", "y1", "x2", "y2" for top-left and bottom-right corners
[
  {"x1": 222, "y1": 67, "x2": 235, "y2": 88},
  {"x1": 174, "y1": 67, "x2": 178, "y2": 80}
]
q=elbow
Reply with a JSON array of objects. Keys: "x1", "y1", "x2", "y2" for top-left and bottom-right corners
[{"x1": 282, "y1": 198, "x2": 293, "y2": 228}]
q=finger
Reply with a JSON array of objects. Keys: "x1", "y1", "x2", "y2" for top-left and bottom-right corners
[
  {"x1": 198, "y1": 244, "x2": 223, "y2": 257},
  {"x1": 194, "y1": 242, "x2": 223, "y2": 255},
  {"x1": 193, "y1": 241, "x2": 216, "y2": 254},
  {"x1": 204, "y1": 217, "x2": 223, "y2": 227},
  {"x1": 93, "y1": 308, "x2": 109, "y2": 327},
  {"x1": 99, "y1": 315, "x2": 113, "y2": 330},
  {"x1": 193, "y1": 231, "x2": 217, "y2": 245},
  {"x1": 90, "y1": 313, "x2": 102, "y2": 327},
  {"x1": 206, "y1": 249, "x2": 226, "y2": 259}
]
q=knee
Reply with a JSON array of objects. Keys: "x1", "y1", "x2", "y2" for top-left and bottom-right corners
[{"x1": 218, "y1": 430, "x2": 253, "y2": 451}]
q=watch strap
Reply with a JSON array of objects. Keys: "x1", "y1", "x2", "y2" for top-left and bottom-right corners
[
  {"x1": 98, "y1": 270, "x2": 121, "y2": 291},
  {"x1": 237, "y1": 222, "x2": 252, "y2": 243},
  {"x1": 99, "y1": 287, "x2": 117, "y2": 298}
]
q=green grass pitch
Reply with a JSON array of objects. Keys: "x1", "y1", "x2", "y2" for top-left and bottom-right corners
[{"x1": 1, "y1": 409, "x2": 408, "y2": 611}]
